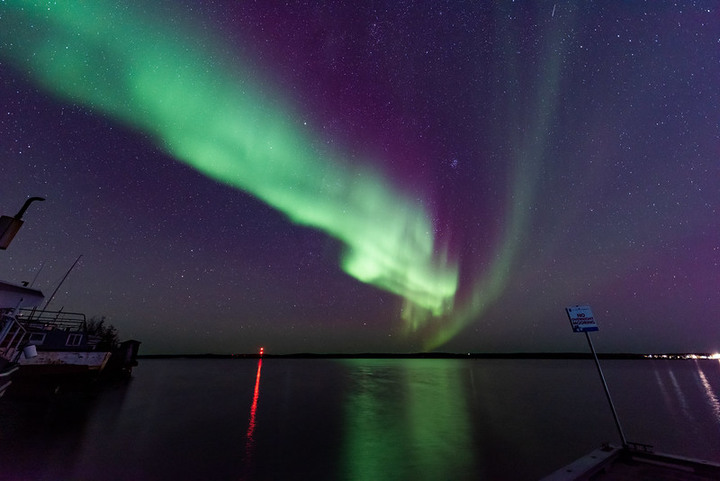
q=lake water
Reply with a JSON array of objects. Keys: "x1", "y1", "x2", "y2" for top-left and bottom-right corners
[{"x1": 0, "y1": 358, "x2": 718, "y2": 480}]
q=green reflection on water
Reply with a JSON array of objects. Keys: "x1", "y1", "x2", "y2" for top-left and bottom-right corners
[{"x1": 341, "y1": 359, "x2": 474, "y2": 480}]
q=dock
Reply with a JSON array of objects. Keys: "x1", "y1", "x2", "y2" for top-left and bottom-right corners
[{"x1": 541, "y1": 443, "x2": 720, "y2": 481}]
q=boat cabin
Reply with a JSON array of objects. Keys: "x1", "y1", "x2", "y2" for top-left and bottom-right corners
[{"x1": 17, "y1": 309, "x2": 99, "y2": 352}]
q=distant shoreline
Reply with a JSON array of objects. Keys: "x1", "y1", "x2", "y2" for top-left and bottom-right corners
[{"x1": 137, "y1": 352, "x2": 712, "y2": 360}]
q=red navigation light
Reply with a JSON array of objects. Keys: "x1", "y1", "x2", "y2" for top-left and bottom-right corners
[{"x1": 259, "y1": 347, "x2": 264, "y2": 357}]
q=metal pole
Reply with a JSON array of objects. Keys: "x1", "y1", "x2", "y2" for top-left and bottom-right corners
[
  {"x1": 585, "y1": 331, "x2": 627, "y2": 447},
  {"x1": 43, "y1": 255, "x2": 82, "y2": 310}
]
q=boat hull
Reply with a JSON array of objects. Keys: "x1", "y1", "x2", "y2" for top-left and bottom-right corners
[
  {"x1": 0, "y1": 364, "x2": 19, "y2": 398},
  {"x1": 18, "y1": 351, "x2": 111, "y2": 375}
]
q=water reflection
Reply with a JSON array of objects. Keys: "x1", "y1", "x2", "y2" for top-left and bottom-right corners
[
  {"x1": 245, "y1": 358, "x2": 263, "y2": 450},
  {"x1": 653, "y1": 368, "x2": 673, "y2": 410},
  {"x1": 695, "y1": 361, "x2": 720, "y2": 423},
  {"x1": 667, "y1": 369, "x2": 694, "y2": 423},
  {"x1": 340, "y1": 359, "x2": 474, "y2": 481},
  {"x1": 239, "y1": 358, "x2": 263, "y2": 481},
  {"x1": 0, "y1": 380, "x2": 131, "y2": 480}
]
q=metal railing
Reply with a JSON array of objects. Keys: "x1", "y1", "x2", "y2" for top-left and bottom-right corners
[
  {"x1": 0, "y1": 311, "x2": 28, "y2": 361},
  {"x1": 16, "y1": 308, "x2": 87, "y2": 332}
]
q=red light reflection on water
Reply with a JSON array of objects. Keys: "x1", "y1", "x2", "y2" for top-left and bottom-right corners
[
  {"x1": 246, "y1": 358, "x2": 263, "y2": 444},
  {"x1": 241, "y1": 357, "x2": 263, "y2": 480}
]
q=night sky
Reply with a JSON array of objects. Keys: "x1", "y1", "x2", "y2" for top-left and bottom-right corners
[{"x1": 1, "y1": 1, "x2": 718, "y2": 354}]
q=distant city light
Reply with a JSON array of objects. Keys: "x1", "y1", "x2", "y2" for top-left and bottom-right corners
[{"x1": 644, "y1": 353, "x2": 720, "y2": 360}]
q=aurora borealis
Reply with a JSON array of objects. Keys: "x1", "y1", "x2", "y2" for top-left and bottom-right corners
[
  {"x1": 0, "y1": 2, "x2": 457, "y2": 331},
  {"x1": 1, "y1": 2, "x2": 718, "y2": 354}
]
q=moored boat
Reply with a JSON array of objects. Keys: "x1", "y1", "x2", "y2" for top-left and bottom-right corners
[
  {"x1": 14, "y1": 308, "x2": 113, "y2": 377},
  {"x1": 0, "y1": 280, "x2": 45, "y2": 397}
]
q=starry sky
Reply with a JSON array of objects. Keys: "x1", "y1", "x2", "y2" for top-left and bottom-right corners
[{"x1": 1, "y1": 1, "x2": 718, "y2": 354}]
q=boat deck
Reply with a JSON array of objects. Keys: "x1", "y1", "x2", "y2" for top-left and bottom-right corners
[{"x1": 541, "y1": 444, "x2": 720, "y2": 481}]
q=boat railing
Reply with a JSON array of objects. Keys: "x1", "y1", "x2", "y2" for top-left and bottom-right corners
[
  {"x1": 0, "y1": 310, "x2": 29, "y2": 361},
  {"x1": 16, "y1": 308, "x2": 87, "y2": 332}
]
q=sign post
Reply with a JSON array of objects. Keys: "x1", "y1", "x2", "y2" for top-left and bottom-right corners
[{"x1": 566, "y1": 305, "x2": 627, "y2": 447}]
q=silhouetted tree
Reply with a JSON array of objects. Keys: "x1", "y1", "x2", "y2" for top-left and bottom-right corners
[{"x1": 86, "y1": 316, "x2": 119, "y2": 350}]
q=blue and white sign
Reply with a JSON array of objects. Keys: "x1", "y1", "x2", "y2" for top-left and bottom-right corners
[{"x1": 566, "y1": 305, "x2": 599, "y2": 333}]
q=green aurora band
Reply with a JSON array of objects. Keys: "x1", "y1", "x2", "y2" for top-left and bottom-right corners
[
  {"x1": 413, "y1": 7, "x2": 567, "y2": 350},
  {"x1": 0, "y1": 3, "x2": 564, "y2": 349},
  {"x1": 0, "y1": 2, "x2": 457, "y2": 327}
]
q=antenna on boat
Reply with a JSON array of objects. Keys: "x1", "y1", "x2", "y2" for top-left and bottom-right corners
[
  {"x1": 566, "y1": 305, "x2": 628, "y2": 448},
  {"x1": 29, "y1": 261, "x2": 46, "y2": 288},
  {"x1": 43, "y1": 255, "x2": 83, "y2": 311}
]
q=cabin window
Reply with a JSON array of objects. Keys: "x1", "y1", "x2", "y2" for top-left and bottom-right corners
[
  {"x1": 66, "y1": 333, "x2": 83, "y2": 347},
  {"x1": 28, "y1": 333, "x2": 46, "y2": 345}
]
